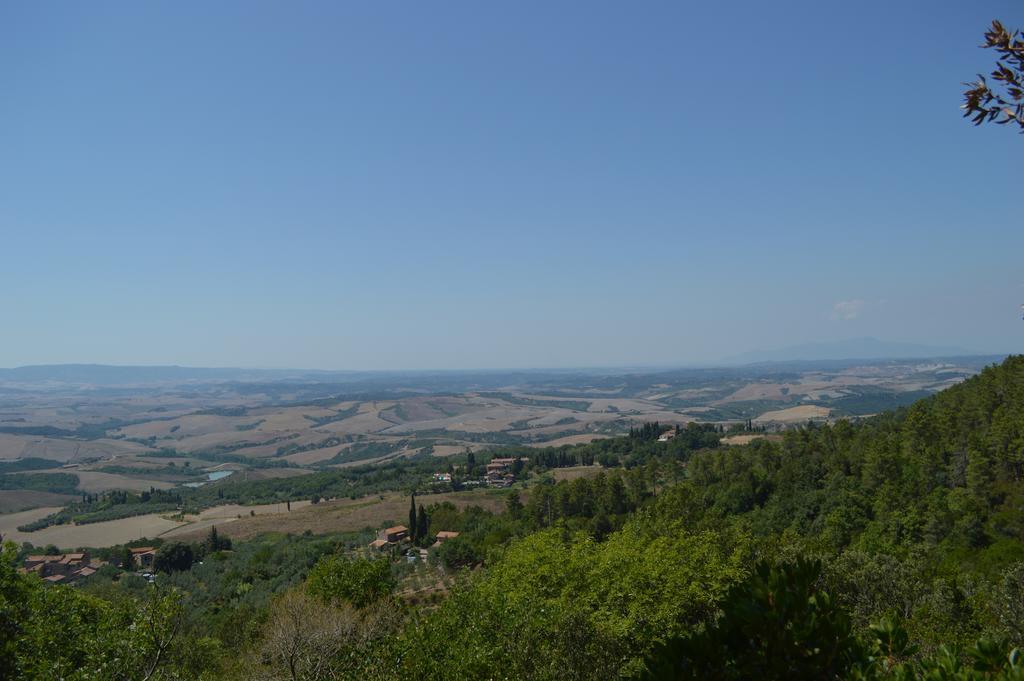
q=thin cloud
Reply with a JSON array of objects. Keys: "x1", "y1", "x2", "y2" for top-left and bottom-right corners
[{"x1": 831, "y1": 299, "x2": 865, "y2": 321}]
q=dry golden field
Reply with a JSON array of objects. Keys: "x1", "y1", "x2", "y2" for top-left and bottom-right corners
[
  {"x1": 171, "y1": 489, "x2": 508, "y2": 543},
  {"x1": 753, "y1": 405, "x2": 832, "y2": 423},
  {"x1": 528, "y1": 434, "x2": 610, "y2": 447},
  {"x1": 720, "y1": 434, "x2": 785, "y2": 446},
  {"x1": 0, "y1": 490, "x2": 77, "y2": 513},
  {"x1": 552, "y1": 465, "x2": 606, "y2": 482},
  {"x1": 0, "y1": 507, "x2": 183, "y2": 547}
]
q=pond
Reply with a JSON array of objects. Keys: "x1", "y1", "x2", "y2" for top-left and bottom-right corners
[{"x1": 183, "y1": 470, "x2": 234, "y2": 488}]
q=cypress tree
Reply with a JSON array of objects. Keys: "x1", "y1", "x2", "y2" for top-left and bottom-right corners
[
  {"x1": 417, "y1": 504, "x2": 429, "y2": 545},
  {"x1": 506, "y1": 492, "x2": 524, "y2": 520},
  {"x1": 409, "y1": 492, "x2": 417, "y2": 540},
  {"x1": 207, "y1": 525, "x2": 219, "y2": 552},
  {"x1": 120, "y1": 546, "x2": 134, "y2": 570}
]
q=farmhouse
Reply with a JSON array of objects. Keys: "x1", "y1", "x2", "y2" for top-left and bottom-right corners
[
  {"x1": 434, "y1": 531, "x2": 459, "y2": 543},
  {"x1": 130, "y1": 547, "x2": 157, "y2": 568},
  {"x1": 368, "y1": 525, "x2": 410, "y2": 551},
  {"x1": 379, "y1": 525, "x2": 409, "y2": 543},
  {"x1": 657, "y1": 428, "x2": 677, "y2": 443}
]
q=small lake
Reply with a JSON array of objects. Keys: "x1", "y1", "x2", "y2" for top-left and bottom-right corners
[{"x1": 183, "y1": 470, "x2": 234, "y2": 488}]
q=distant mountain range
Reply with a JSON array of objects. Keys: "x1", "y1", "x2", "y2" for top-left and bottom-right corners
[
  {"x1": 0, "y1": 364, "x2": 355, "y2": 386},
  {"x1": 0, "y1": 364, "x2": 628, "y2": 392},
  {"x1": 721, "y1": 337, "x2": 981, "y2": 365},
  {"x1": 0, "y1": 340, "x2": 1000, "y2": 389}
]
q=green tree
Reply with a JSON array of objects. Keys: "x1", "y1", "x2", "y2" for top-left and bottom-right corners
[
  {"x1": 644, "y1": 559, "x2": 862, "y2": 680},
  {"x1": 409, "y1": 492, "x2": 418, "y2": 541},
  {"x1": 118, "y1": 545, "x2": 134, "y2": 570},
  {"x1": 205, "y1": 525, "x2": 230, "y2": 553},
  {"x1": 0, "y1": 543, "x2": 32, "y2": 679},
  {"x1": 506, "y1": 491, "x2": 524, "y2": 521},
  {"x1": 402, "y1": 523, "x2": 748, "y2": 679},
  {"x1": 417, "y1": 504, "x2": 429, "y2": 545},
  {"x1": 153, "y1": 541, "x2": 194, "y2": 573},
  {"x1": 306, "y1": 555, "x2": 395, "y2": 609}
]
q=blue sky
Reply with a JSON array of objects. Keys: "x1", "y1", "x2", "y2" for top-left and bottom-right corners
[{"x1": 1, "y1": 1, "x2": 1021, "y2": 369}]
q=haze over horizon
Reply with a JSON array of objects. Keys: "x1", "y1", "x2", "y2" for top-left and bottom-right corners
[
  {"x1": 0, "y1": 338, "x2": 1006, "y2": 376},
  {"x1": 3, "y1": 2, "x2": 1021, "y2": 370}
]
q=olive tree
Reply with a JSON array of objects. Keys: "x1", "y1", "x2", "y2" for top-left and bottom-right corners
[{"x1": 962, "y1": 20, "x2": 1024, "y2": 132}]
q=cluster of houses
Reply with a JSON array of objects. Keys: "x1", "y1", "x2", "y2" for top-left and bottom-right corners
[
  {"x1": 20, "y1": 552, "x2": 102, "y2": 584},
  {"x1": 432, "y1": 456, "x2": 529, "y2": 490},
  {"x1": 20, "y1": 545, "x2": 157, "y2": 585},
  {"x1": 484, "y1": 457, "x2": 523, "y2": 487},
  {"x1": 367, "y1": 525, "x2": 460, "y2": 553}
]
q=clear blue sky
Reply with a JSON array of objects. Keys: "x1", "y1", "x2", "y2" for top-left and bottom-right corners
[{"x1": 1, "y1": 1, "x2": 1021, "y2": 369}]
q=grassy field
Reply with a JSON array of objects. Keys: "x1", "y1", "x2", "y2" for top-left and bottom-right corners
[
  {"x1": 73, "y1": 470, "x2": 178, "y2": 493},
  {"x1": 552, "y1": 465, "x2": 605, "y2": 482},
  {"x1": 0, "y1": 433, "x2": 155, "y2": 462},
  {"x1": 719, "y1": 433, "x2": 784, "y2": 446},
  {"x1": 0, "y1": 490, "x2": 77, "y2": 513},
  {"x1": 172, "y1": 488, "x2": 509, "y2": 543},
  {"x1": 529, "y1": 434, "x2": 610, "y2": 448},
  {"x1": 0, "y1": 489, "x2": 508, "y2": 549},
  {"x1": 0, "y1": 506, "x2": 183, "y2": 547},
  {"x1": 753, "y1": 405, "x2": 831, "y2": 423}
]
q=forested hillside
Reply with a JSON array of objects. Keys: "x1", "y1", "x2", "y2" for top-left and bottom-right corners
[
  {"x1": 388, "y1": 357, "x2": 1024, "y2": 679},
  {"x1": 3, "y1": 356, "x2": 1024, "y2": 679}
]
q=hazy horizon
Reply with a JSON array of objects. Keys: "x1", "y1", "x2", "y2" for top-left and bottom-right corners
[
  {"x1": 0, "y1": 338, "x2": 1009, "y2": 375},
  {"x1": 3, "y1": 2, "x2": 1021, "y2": 370}
]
